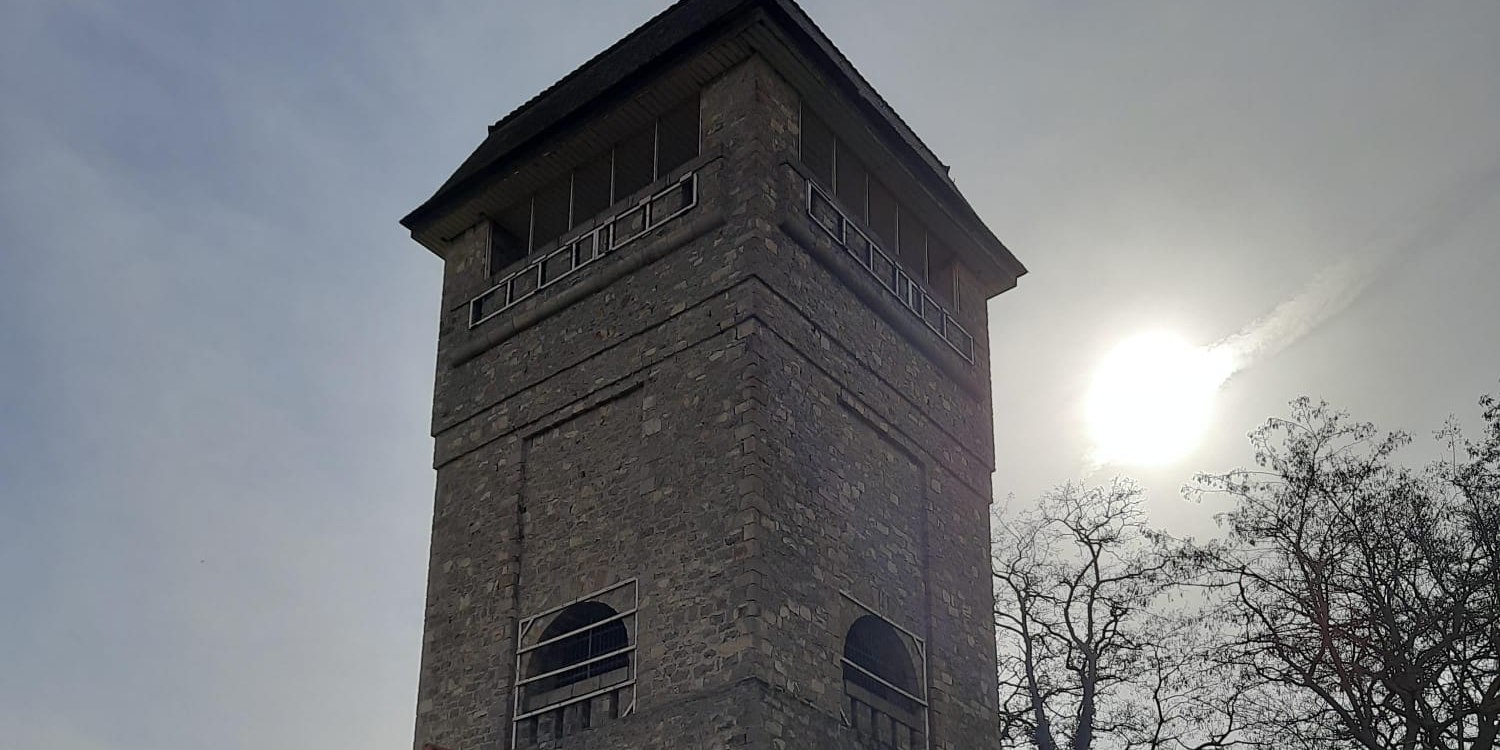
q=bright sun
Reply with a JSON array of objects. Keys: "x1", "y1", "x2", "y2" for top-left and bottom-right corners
[{"x1": 1086, "y1": 332, "x2": 1234, "y2": 468}]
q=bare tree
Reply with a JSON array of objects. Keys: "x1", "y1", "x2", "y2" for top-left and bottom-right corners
[
  {"x1": 993, "y1": 480, "x2": 1258, "y2": 750},
  {"x1": 1193, "y1": 394, "x2": 1500, "y2": 750}
]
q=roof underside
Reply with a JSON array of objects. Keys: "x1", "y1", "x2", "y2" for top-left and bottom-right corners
[{"x1": 401, "y1": 0, "x2": 1026, "y2": 281}]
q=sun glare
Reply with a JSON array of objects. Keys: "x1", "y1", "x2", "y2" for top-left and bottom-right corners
[{"x1": 1086, "y1": 332, "x2": 1234, "y2": 468}]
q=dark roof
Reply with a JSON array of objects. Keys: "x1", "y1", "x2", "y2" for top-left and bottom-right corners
[
  {"x1": 401, "y1": 0, "x2": 1025, "y2": 280},
  {"x1": 402, "y1": 0, "x2": 749, "y2": 231}
]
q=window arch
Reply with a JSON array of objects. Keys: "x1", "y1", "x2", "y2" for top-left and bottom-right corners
[
  {"x1": 528, "y1": 601, "x2": 630, "y2": 693},
  {"x1": 513, "y1": 580, "x2": 638, "y2": 747},
  {"x1": 843, "y1": 615, "x2": 918, "y2": 700},
  {"x1": 842, "y1": 614, "x2": 927, "y2": 748}
]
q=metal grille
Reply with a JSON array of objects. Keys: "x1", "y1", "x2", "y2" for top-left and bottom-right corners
[
  {"x1": 489, "y1": 94, "x2": 700, "y2": 276},
  {"x1": 807, "y1": 181, "x2": 976, "y2": 363},
  {"x1": 531, "y1": 615, "x2": 629, "y2": 692},
  {"x1": 468, "y1": 170, "x2": 699, "y2": 329},
  {"x1": 841, "y1": 611, "x2": 928, "y2": 750},
  {"x1": 513, "y1": 580, "x2": 639, "y2": 748},
  {"x1": 847, "y1": 690, "x2": 925, "y2": 749},
  {"x1": 844, "y1": 616, "x2": 919, "y2": 696},
  {"x1": 799, "y1": 101, "x2": 958, "y2": 326}
]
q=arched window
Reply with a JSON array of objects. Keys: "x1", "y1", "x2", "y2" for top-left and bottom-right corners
[
  {"x1": 529, "y1": 601, "x2": 630, "y2": 693},
  {"x1": 842, "y1": 614, "x2": 926, "y2": 748},
  {"x1": 843, "y1": 615, "x2": 918, "y2": 701},
  {"x1": 513, "y1": 580, "x2": 639, "y2": 747}
]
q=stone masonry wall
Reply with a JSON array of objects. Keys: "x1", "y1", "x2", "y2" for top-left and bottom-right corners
[
  {"x1": 411, "y1": 45, "x2": 1004, "y2": 750},
  {"x1": 414, "y1": 55, "x2": 777, "y2": 750},
  {"x1": 733, "y1": 57, "x2": 1005, "y2": 749}
]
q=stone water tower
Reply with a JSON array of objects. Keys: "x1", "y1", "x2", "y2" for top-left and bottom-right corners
[{"x1": 400, "y1": 1, "x2": 1027, "y2": 747}]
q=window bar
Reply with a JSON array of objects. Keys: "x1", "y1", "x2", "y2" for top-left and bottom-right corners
[
  {"x1": 514, "y1": 644, "x2": 636, "y2": 687},
  {"x1": 841, "y1": 658, "x2": 929, "y2": 707},
  {"x1": 922, "y1": 292, "x2": 943, "y2": 333},
  {"x1": 512, "y1": 579, "x2": 640, "y2": 748},
  {"x1": 878, "y1": 245, "x2": 887, "y2": 280},
  {"x1": 516, "y1": 609, "x2": 639, "y2": 655},
  {"x1": 847, "y1": 224, "x2": 867, "y2": 269},
  {"x1": 470, "y1": 172, "x2": 698, "y2": 330},
  {"x1": 830, "y1": 123, "x2": 838, "y2": 195},
  {"x1": 893, "y1": 203, "x2": 901, "y2": 263},
  {"x1": 519, "y1": 578, "x2": 639, "y2": 633},
  {"x1": 512, "y1": 679, "x2": 638, "y2": 723},
  {"x1": 520, "y1": 265, "x2": 540, "y2": 302},
  {"x1": 525, "y1": 195, "x2": 535, "y2": 255},
  {"x1": 924, "y1": 232, "x2": 934, "y2": 293},
  {"x1": 804, "y1": 175, "x2": 973, "y2": 364},
  {"x1": 538, "y1": 248, "x2": 556, "y2": 289}
]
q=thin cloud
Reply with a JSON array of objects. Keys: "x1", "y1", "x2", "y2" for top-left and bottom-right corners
[{"x1": 1212, "y1": 162, "x2": 1500, "y2": 376}]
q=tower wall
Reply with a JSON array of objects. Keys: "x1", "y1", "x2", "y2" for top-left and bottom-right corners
[
  {"x1": 415, "y1": 57, "x2": 776, "y2": 750},
  {"x1": 732, "y1": 62, "x2": 1004, "y2": 749},
  {"x1": 411, "y1": 36, "x2": 1005, "y2": 750}
]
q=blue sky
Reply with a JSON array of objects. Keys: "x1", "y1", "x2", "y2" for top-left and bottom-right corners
[{"x1": 2, "y1": 1, "x2": 1498, "y2": 747}]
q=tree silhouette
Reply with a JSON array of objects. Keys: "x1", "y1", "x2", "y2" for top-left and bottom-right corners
[
  {"x1": 1193, "y1": 394, "x2": 1500, "y2": 750},
  {"x1": 993, "y1": 480, "x2": 1257, "y2": 750}
]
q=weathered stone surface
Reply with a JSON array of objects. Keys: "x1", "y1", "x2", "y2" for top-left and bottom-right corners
[{"x1": 407, "y1": 24, "x2": 1009, "y2": 750}]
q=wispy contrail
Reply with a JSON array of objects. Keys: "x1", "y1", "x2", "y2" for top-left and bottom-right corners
[
  {"x1": 1208, "y1": 162, "x2": 1500, "y2": 377},
  {"x1": 1209, "y1": 255, "x2": 1382, "y2": 373}
]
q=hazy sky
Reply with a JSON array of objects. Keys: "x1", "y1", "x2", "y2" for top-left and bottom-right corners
[{"x1": 2, "y1": 1, "x2": 1497, "y2": 747}]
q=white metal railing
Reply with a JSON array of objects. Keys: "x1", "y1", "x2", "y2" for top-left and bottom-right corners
[
  {"x1": 805, "y1": 181, "x2": 976, "y2": 363},
  {"x1": 516, "y1": 645, "x2": 635, "y2": 688},
  {"x1": 469, "y1": 171, "x2": 699, "y2": 329},
  {"x1": 516, "y1": 608, "x2": 636, "y2": 655},
  {"x1": 512, "y1": 580, "x2": 639, "y2": 748},
  {"x1": 842, "y1": 656, "x2": 929, "y2": 749},
  {"x1": 840, "y1": 658, "x2": 929, "y2": 708},
  {"x1": 513, "y1": 675, "x2": 634, "y2": 722},
  {"x1": 840, "y1": 591, "x2": 931, "y2": 750}
]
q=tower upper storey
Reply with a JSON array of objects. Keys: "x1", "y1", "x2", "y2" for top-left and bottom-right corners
[{"x1": 401, "y1": 0, "x2": 1025, "y2": 292}]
